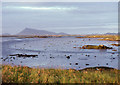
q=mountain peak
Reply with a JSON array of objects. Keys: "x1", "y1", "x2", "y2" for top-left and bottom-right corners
[{"x1": 17, "y1": 28, "x2": 68, "y2": 36}]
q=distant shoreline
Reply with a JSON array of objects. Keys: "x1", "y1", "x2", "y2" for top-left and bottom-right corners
[{"x1": 1, "y1": 34, "x2": 119, "y2": 41}]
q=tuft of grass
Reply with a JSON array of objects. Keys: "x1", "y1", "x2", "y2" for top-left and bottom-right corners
[{"x1": 2, "y1": 65, "x2": 120, "y2": 83}]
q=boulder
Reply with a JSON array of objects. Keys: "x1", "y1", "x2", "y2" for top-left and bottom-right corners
[{"x1": 111, "y1": 44, "x2": 120, "y2": 46}]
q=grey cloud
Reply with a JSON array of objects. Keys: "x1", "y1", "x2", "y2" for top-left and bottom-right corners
[{"x1": 2, "y1": 2, "x2": 118, "y2": 34}]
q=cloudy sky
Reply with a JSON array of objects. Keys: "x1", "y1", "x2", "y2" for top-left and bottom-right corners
[{"x1": 2, "y1": 2, "x2": 118, "y2": 34}]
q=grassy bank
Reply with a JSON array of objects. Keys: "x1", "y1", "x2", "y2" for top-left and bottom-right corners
[
  {"x1": 1, "y1": 65, "x2": 120, "y2": 83},
  {"x1": 77, "y1": 35, "x2": 120, "y2": 41}
]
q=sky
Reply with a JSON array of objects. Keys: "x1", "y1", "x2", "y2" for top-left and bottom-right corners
[{"x1": 2, "y1": 2, "x2": 118, "y2": 34}]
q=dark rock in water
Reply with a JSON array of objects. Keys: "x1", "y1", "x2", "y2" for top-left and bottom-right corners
[
  {"x1": 75, "y1": 63, "x2": 78, "y2": 65},
  {"x1": 86, "y1": 64, "x2": 89, "y2": 66},
  {"x1": 50, "y1": 57, "x2": 54, "y2": 58},
  {"x1": 110, "y1": 57, "x2": 115, "y2": 59},
  {"x1": 66, "y1": 56, "x2": 70, "y2": 59},
  {"x1": 3, "y1": 59, "x2": 6, "y2": 61},
  {"x1": 85, "y1": 55, "x2": 90, "y2": 57},
  {"x1": 106, "y1": 63, "x2": 108, "y2": 65},
  {"x1": 13, "y1": 57, "x2": 15, "y2": 59},
  {"x1": 94, "y1": 56, "x2": 96, "y2": 57},
  {"x1": 81, "y1": 45, "x2": 113, "y2": 49},
  {"x1": 9, "y1": 54, "x2": 38, "y2": 58},
  {"x1": 112, "y1": 53, "x2": 115, "y2": 54},
  {"x1": 70, "y1": 63, "x2": 72, "y2": 65},
  {"x1": 3, "y1": 57, "x2": 8, "y2": 61}
]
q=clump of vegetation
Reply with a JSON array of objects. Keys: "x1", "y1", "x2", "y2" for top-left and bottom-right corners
[
  {"x1": 2, "y1": 65, "x2": 120, "y2": 83},
  {"x1": 81, "y1": 45, "x2": 113, "y2": 49}
]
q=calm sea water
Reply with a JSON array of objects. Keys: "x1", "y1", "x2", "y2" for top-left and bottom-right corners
[{"x1": 1, "y1": 37, "x2": 119, "y2": 70}]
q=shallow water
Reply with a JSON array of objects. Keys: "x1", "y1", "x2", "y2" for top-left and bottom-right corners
[{"x1": 1, "y1": 37, "x2": 119, "y2": 70}]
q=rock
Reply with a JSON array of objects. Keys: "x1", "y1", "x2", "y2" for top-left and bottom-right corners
[
  {"x1": 50, "y1": 57, "x2": 54, "y2": 58},
  {"x1": 111, "y1": 44, "x2": 120, "y2": 46},
  {"x1": 9, "y1": 54, "x2": 38, "y2": 58},
  {"x1": 13, "y1": 57, "x2": 15, "y2": 59},
  {"x1": 112, "y1": 49, "x2": 117, "y2": 51},
  {"x1": 66, "y1": 56, "x2": 70, "y2": 59},
  {"x1": 112, "y1": 53, "x2": 115, "y2": 54},
  {"x1": 81, "y1": 45, "x2": 113, "y2": 49},
  {"x1": 110, "y1": 58, "x2": 115, "y2": 59},
  {"x1": 106, "y1": 63, "x2": 108, "y2": 65},
  {"x1": 86, "y1": 64, "x2": 89, "y2": 66},
  {"x1": 70, "y1": 63, "x2": 72, "y2": 65},
  {"x1": 75, "y1": 63, "x2": 78, "y2": 65}
]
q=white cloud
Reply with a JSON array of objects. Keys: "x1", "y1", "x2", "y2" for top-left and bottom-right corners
[{"x1": 5, "y1": 6, "x2": 77, "y2": 11}]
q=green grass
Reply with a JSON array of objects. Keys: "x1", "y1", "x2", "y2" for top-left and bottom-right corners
[{"x1": 1, "y1": 65, "x2": 120, "y2": 83}]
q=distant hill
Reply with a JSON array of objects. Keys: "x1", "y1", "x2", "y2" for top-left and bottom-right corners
[
  {"x1": 105, "y1": 33, "x2": 117, "y2": 35},
  {"x1": 17, "y1": 28, "x2": 68, "y2": 36},
  {"x1": 2, "y1": 33, "x2": 11, "y2": 36}
]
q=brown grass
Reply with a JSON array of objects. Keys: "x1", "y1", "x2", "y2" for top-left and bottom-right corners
[{"x1": 1, "y1": 65, "x2": 120, "y2": 83}]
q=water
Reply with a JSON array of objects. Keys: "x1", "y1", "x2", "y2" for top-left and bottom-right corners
[{"x1": 1, "y1": 37, "x2": 119, "y2": 70}]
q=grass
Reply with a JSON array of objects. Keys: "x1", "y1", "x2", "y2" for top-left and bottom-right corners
[
  {"x1": 77, "y1": 34, "x2": 120, "y2": 41},
  {"x1": 1, "y1": 65, "x2": 120, "y2": 83}
]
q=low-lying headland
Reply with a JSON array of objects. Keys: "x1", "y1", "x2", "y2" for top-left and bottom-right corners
[
  {"x1": 1, "y1": 34, "x2": 119, "y2": 41},
  {"x1": 76, "y1": 34, "x2": 119, "y2": 41},
  {"x1": 1, "y1": 65, "x2": 120, "y2": 83}
]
